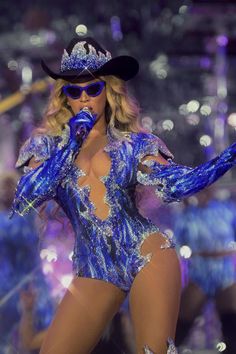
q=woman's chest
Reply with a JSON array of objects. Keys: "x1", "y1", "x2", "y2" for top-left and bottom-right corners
[
  {"x1": 74, "y1": 142, "x2": 110, "y2": 179},
  {"x1": 72, "y1": 137, "x2": 136, "y2": 188}
]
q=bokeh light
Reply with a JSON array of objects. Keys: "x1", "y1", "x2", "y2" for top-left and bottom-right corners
[
  {"x1": 185, "y1": 114, "x2": 200, "y2": 125},
  {"x1": 216, "y1": 342, "x2": 226, "y2": 352},
  {"x1": 227, "y1": 113, "x2": 236, "y2": 127},
  {"x1": 180, "y1": 245, "x2": 192, "y2": 259},
  {"x1": 200, "y1": 104, "x2": 212, "y2": 116},
  {"x1": 187, "y1": 100, "x2": 200, "y2": 113},
  {"x1": 199, "y1": 135, "x2": 212, "y2": 147},
  {"x1": 60, "y1": 274, "x2": 73, "y2": 288},
  {"x1": 162, "y1": 119, "x2": 174, "y2": 131},
  {"x1": 75, "y1": 24, "x2": 88, "y2": 36}
]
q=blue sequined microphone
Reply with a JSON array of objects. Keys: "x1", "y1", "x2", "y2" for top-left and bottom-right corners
[{"x1": 68, "y1": 107, "x2": 97, "y2": 147}]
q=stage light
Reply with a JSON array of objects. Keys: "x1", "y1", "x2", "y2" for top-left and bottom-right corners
[
  {"x1": 217, "y1": 85, "x2": 227, "y2": 99},
  {"x1": 68, "y1": 251, "x2": 73, "y2": 261},
  {"x1": 227, "y1": 113, "x2": 236, "y2": 127},
  {"x1": 199, "y1": 135, "x2": 212, "y2": 147},
  {"x1": 60, "y1": 274, "x2": 73, "y2": 288},
  {"x1": 110, "y1": 16, "x2": 123, "y2": 41},
  {"x1": 40, "y1": 247, "x2": 58, "y2": 262},
  {"x1": 179, "y1": 5, "x2": 188, "y2": 14},
  {"x1": 200, "y1": 104, "x2": 212, "y2": 116},
  {"x1": 141, "y1": 116, "x2": 153, "y2": 132},
  {"x1": 162, "y1": 119, "x2": 174, "y2": 131},
  {"x1": 186, "y1": 114, "x2": 200, "y2": 126},
  {"x1": 180, "y1": 245, "x2": 192, "y2": 259},
  {"x1": 216, "y1": 341, "x2": 226, "y2": 352},
  {"x1": 7, "y1": 60, "x2": 18, "y2": 71},
  {"x1": 150, "y1": 54, "x2": 169, "y2": 79},
  {"x1": 42, "y1": 263, "x2": 54, "y2": 275},
  {"x1": 187, "y1": 100, "x2": 200, "y2": 113},
  {"x1": 179, "y1": 104, "x2": 188, "y2": 115},
  {"x1": 30, "y1": 34, "x2": 43, "y2": 46},
  {"x1": 22, "y1": 66, "x2": 32, "y2": 84},
  {"x1": 216, "y1": 35, "x2": 228, "y2": 47},
  {"x1": 75, "y1": 24, "x2": 87, "y2": 36}
]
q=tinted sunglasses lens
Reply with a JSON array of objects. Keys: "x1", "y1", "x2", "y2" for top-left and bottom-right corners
[
  {"x1": 64, "y1": 86, "x2": 82, "y2": 98},
  {"x1": 86, "y1": 82, "x2": 104, "y2": 96}
]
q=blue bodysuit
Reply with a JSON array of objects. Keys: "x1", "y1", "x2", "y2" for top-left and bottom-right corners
[{"x1": 8, "y1": 124, "x2": 236, "y2": 293}]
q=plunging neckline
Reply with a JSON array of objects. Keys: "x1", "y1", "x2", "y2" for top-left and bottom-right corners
[
  {"x1": 58, "y1": 125, "x2": 132, "y2": 224},
  {"x1": 72, "y1": 132, "x2": 116, "y2": 224},
  {"x1": 73, "y1": 127, "x2": 113, "y2": 177}
]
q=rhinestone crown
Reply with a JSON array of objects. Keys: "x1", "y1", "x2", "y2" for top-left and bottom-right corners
[{"x1": 61, "y1": 41, "x2": 112, "y2": 73}]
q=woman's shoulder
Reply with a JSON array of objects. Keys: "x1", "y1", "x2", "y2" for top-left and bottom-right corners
[
  {"x1": 130, "y1": 130, "x2": 174, "y2": 160},
  {"x1": 15, "y1": 132, "x2": 59, "y2": 169}
]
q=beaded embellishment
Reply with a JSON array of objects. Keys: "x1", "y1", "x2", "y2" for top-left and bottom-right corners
[
  {"x1": 61, "y1": 41, "x2": 112, "y2": 72},
  {"x1": 143, "y1": 337, "x2": 178, "y2": 353}
]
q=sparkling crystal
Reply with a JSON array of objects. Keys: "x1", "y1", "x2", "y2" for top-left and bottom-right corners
[{"x1": 61, "y1": 41, "x2": 112, "y2": 72}]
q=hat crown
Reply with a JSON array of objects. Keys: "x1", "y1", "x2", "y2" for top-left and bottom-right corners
[{"x1": 61, "y1": 39, "x2": 112, "y2": 73}]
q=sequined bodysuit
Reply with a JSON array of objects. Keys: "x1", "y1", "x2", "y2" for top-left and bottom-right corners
[{"x1": 9, "y1": 126, "x2": 236, "y2": 293}]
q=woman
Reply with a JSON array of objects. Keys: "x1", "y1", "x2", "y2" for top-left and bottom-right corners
[{"x1": 9, "y1": 35, "x2": 236, "y2": 354}]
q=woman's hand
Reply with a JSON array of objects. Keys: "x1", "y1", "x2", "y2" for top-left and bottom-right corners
[{"x1": 68, "y1": 108, "x2": 97, "y2": 145}]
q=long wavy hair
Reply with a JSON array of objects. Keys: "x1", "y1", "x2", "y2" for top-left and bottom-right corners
[{"x1": 33, "y1": 75, "x2": 146, "y2": 138}]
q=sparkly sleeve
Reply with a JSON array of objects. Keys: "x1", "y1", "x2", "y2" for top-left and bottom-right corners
[
  {"x1": 8, "y1": 128, "x2": 78, "y2": 219},
  {"x1": 136, "y1": 133, "x2": 236, "y2": 203},
  {"x1": 15, "y1": 134, "x2": 55, "y2": 173},
  {"x1": 135, "y1": 132, "x2": 174, "y2": 162}
]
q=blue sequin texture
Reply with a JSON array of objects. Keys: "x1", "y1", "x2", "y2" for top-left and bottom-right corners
[
  {"x1": 9, "y1": 128, "x2": 236, "y2": 292},
  {"x1": 61, "y1": 41, "x2": 112, "y2": 72}
]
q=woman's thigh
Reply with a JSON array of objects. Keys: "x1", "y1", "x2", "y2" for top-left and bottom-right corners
[
  {"x1": 40, "y1": 276, "x2": 126, "y2": 354},
  {"x1": 129, "y1": 233, "x2": 181, "y2": 354}
]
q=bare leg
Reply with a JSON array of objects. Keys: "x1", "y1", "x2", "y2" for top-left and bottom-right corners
[
  {"x1": 40, "y1": 276, "x2": 126, "y2": 354},
  {"x1": 216, "y1": 283, "x2": 236, "y2": 354},
  {"x1": 175, "y1": 282, "x2": 207, "y2": 346},
  {"x1": 129, "y1": 232, "x2": 181, "y2": 354}
]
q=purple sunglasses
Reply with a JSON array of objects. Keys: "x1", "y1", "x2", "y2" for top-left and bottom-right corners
[{"x1": 62, "y1": 81, "x2": 105, "y2": 99}]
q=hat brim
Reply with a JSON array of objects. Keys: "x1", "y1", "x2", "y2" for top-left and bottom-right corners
[{"x1": 41, "y1": 55, "x2": 139, "y2": 82}]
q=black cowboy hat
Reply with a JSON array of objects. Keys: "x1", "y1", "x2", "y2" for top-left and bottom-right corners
[{"x1": 41, "y1": 36, "x2": 139, "y2": 83}]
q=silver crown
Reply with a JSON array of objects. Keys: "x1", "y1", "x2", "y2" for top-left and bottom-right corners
[{"x1": 61, "y1": 41, "x2": 112, "y2": 73}]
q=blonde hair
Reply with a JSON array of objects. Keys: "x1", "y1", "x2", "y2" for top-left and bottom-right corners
[{"x1": 33, "y1": 75, "x2": 146, "y2": 138}]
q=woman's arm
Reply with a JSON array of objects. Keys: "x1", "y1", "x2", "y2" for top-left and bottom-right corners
[
  {"x1": 9, "y1": 109, "x2": 96, "y2": 219},
  {"x1": 137, "y1": 141, "x2": 236, "y2": 203},
  {"x1": 8, "y1": 135, "x2": 79, "y2": 218}
]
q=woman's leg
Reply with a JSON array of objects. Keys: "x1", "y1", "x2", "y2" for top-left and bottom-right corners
[
  {"x1": 175, "y1": 282, "x2": 207, "y2": 346},
  {"x1": 40, "y1": 276, "x2": 126, "y2": 354},
  {"x1": 129, "y1": 233, "x2": 182, "y2": 354},
  {"x1": 216, "y1": 283, "x2": 236, "y2": 354}
]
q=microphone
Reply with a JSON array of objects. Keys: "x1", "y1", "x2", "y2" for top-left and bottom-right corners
[{"x1": 75, "y1": 107, "x2": 96, "y2": 143}]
